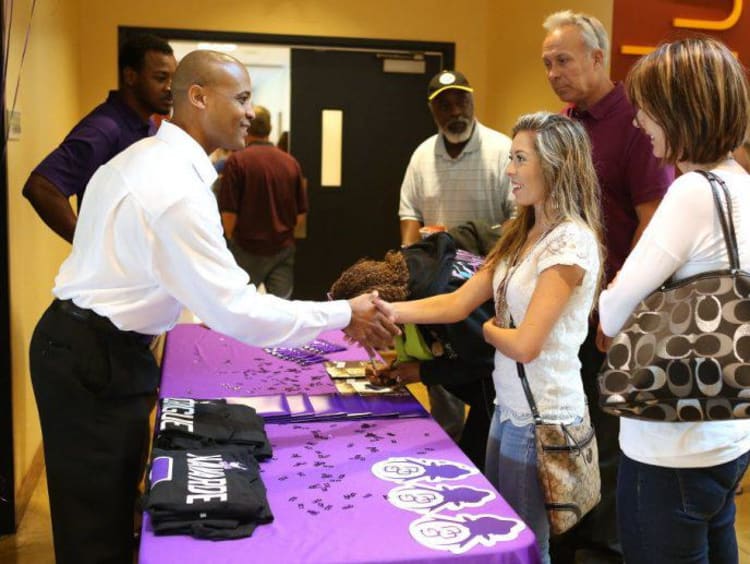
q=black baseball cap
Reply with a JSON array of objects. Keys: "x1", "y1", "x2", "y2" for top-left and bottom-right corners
[{"x1": 427, "y1": 70, "x2": 473, "y2": 101}]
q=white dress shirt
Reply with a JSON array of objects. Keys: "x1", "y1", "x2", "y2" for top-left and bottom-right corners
[
  {"x1": 599, "y1": 168, "x2": 750, "y2": 468},
  {"x1": 54, "y1": 121, "x2": 351, "y2": 346}
]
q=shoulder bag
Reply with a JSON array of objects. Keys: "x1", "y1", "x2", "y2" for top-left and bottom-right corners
[
  {"x1": 516, "y1": 360, "x2": 601, "y2": 535},
  {"x1": 599, "y1": 170, "x2": 750, "y2": 421}
]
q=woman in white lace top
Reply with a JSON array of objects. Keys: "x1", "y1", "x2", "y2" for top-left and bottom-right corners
[
  {"x1": 598, "y1": 38, "x2": 750, "y2": 564},
  {"x1": 376, "y1": 112, "x2": 603, "y2": 562}
]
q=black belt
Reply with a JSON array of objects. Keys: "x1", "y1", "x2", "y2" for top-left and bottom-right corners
[{"x1": 54, "y1": 299, "x2": 156, "y2": 346}]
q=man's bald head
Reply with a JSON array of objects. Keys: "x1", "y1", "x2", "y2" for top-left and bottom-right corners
[
  {"x1": 172, "y1": 50, "x2": 245, "y2": 106},
  {"x1": 169, "y1": 49, "x2": 254, "y2": 154}
]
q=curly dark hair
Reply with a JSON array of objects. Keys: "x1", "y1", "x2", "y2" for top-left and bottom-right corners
[{"x1": 329, "y1": 251, "x2": 410, "y2": 302}]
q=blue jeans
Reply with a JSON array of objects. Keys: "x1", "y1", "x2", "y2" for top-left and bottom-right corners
[
  {"x1": 485, "y1": 408, "x2": 549, "y2": 564},
  {"x1": 618, "y1": 452, "x2": 750, "y2": 564}
]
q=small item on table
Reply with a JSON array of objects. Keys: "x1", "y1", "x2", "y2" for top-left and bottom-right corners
[{"x1": 366, "y1": 349, "x2": 400, "y2": 387}]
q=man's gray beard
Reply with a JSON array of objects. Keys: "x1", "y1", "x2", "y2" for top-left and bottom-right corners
[{"x1": 440, "y1": 120, "x2": 475, "y2": 144}]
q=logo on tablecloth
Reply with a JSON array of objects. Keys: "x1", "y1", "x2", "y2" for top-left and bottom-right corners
[
  {"x1": 371, "y1": 457, "x2": 527, "y2": 553},
  {"x1": 409, "y1": 513, "x2": 526, "y2": 554},
  {"x1": 387, "y1": 483, "x2": 495, "y2": 514},
  {"x1": 371, "y1": 457, "x2": 478, "y2": 483}
]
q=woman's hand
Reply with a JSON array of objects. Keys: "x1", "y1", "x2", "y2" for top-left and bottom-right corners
[
  {"x1": 373, "y1": 297, "x2": 397, "y2": 322},
  {"x1": 367, "y1": 361, "x2": 421, "y2": 386},
  {"x1": 607, "y1": 270, "x2": 620, "y2": 289},
  {"x1": 595, "y1": 324, "x2": 612, "y2": 352},
  {"x1": 483, "y1": 318, "x2": 502, "y2": 349}
]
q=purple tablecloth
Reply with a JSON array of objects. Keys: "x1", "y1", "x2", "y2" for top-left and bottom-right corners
[
  {"x1": 159, "y1": 324, "x2": 359, "y2": 397},
  {"x1": 140, "y1": 325, "x2": 540, "y2": 564}
]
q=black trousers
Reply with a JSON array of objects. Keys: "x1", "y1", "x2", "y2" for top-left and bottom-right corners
[
  {"x1": 550, "y1": 328, "x2": 623, "y2": 564},
  {"x1": 29, "y1": 300, "x2": 159, "y2": 564}
]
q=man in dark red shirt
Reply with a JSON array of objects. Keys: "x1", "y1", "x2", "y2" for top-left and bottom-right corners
[
  {"x1": 23, "y1": 34, "x2": 176, "y2": 243},
  {"x1": 542, "y1": 10, "x2": 675, "y2": 564},
  {"x1": 219, "y1": 106, "x2": 307, "y2": 298}
]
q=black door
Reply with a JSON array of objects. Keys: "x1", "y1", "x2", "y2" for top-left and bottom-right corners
[{"x1": 290, "y1": 49, "x2": 442, "y2": 300}]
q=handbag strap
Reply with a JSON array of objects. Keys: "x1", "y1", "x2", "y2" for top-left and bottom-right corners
[
  {"x1": 515, "y1": 360, "x2": 544, "y2": 425},
  {"x1": 695, "y1": 170, "x2": 740, "y2": 270},
  {"x1": 515, "y1": 358, "x2": 590, "y2": 452},
  {"x1": 510, "y1": 318, "x2": 544, "y2": 425}
]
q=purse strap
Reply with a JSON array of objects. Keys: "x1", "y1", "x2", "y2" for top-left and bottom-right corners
[
  {"x1": 515, "y1": 360, "x2": 544, "y2": 425},
  {"x1": 509, "y1": 318, "x2": 544, "y2": 425},
  {"x1": 515, "y1": 353, "x2": 592, "y2": 454},
  {"x1": 695, "y1": 170, "x2": 740, "y2": 270}
]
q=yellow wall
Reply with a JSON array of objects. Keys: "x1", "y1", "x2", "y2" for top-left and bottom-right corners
[
  {"x1": 73, "y1": 0, "x2": 612, "y2": 134},
  {"x1": 6, "y1": 0, "x2": 613, "y2": 509},
  {"x1": 75, "y1": 0, "x2": 498, "y2": 123},
  {"x1": 6, "y1": 0, "x2": 81, "y2": 504}
]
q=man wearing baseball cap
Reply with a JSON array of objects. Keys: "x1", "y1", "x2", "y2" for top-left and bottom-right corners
[
  {"x1": 397, "y1": 69, "x2": 513, "y2": 449},
  {"x1": 399, "y1": 70, "x2": 512, "y2": 246}
]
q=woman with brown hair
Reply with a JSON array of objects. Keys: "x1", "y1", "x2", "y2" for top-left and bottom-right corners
[{"x1": 599, "y1": 37, "x2": 750, "y2": 563}]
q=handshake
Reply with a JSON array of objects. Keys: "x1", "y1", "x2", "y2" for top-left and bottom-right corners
[{"x1": 342, "y1": 291, "x2": 400, "y2": 352}]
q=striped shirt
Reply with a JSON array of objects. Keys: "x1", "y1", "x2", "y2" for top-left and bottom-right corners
[{"x1": 398, "y1": 121, "x2": 513, "y2": 228}]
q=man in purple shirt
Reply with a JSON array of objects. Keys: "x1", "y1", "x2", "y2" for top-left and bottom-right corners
[
  {"x1": 541, "y1": 11, "x2": 674, "y2": 564},
  {"x1": 22, "y1": 34, "x2": 176, "y2": 242}
]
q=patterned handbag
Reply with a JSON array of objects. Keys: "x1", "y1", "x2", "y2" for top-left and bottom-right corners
[
  {"x1": 599, "y1": 170, "x2": 750, "y2": 422},
  {"x1": 516, "y1": 361, "x2": 601, "y2": 535}
]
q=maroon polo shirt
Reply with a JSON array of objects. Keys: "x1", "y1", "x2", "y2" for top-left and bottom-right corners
[
  {"x1": 564, "y1": 82, "x2": 675, "y2": 283},
  {"x1": 219, "y1": 143, "x2": 307, "y2": 256},
  {"x1": 33, "y1": 90, "x2": 156, "y2": 205}
]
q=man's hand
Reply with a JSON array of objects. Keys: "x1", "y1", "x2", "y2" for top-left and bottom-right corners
[{"x1": 344, "y1": 291, "x2": 400, "y2": 350}]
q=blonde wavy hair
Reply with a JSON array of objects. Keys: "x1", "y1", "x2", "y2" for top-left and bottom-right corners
[{"x1": 485, "y1": 112, "x2": 605, "y2": 296}]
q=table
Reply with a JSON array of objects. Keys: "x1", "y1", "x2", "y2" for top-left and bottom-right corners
[
  {"x1": 139, "y1": 325, "x2": 540, "y2": 564},
  {"x1": 157, "y1": 324, "x2": 350, "y2": 398}
]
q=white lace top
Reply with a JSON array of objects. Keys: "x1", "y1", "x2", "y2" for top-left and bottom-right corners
[{"x1": 492, "y1": 220, "x2": 600, "y2": 425}]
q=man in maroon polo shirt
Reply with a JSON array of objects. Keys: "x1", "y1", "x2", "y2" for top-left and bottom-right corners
[
  {"x1": 541, "y1": 10, "x2": 675, "y2": 564},
  {"x1": 23, "y1": 34, "x2": 176, "y2": 243},
  {"x1": 219, "y1": 105, "x2": 307, "y2": 298}
]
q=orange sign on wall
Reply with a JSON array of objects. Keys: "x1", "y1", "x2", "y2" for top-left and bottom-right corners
[{"x1": 611, "y1": 0, "x2": 748, "y2": 81}]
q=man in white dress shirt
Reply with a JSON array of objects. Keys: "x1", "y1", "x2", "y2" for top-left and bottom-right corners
[{"x1": 28, "y1": 50, "x2": 398, "y2": 564}]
